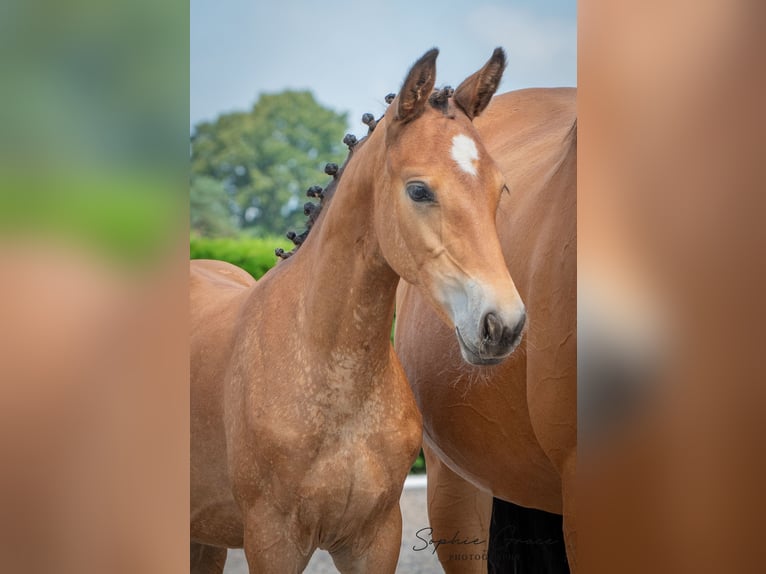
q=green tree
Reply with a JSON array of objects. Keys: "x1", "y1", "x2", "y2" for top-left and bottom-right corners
[
  {"x1": 190, "y1": 90, "x2": 348, "y2": 236},
  {"x1": 190, "y1": 175, "x2": 237, "y2": 237}
]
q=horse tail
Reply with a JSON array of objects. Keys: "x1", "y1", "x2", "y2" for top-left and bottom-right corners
[{"x1": 488, "y1": 497, "x2": 570, "y2": 574}]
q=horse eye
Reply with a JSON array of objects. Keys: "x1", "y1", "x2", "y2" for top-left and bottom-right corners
[{"x1": 406, "y1": 183, "x2": 435, "y2": 203}]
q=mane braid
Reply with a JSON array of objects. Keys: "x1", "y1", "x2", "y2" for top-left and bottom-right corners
[{"x1": 428, "y1": 86, "x2": 455, "y2": 115}]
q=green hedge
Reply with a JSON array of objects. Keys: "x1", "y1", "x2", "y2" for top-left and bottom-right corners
[
  {"x1": 190, "y1": 235, "x2": 291, "y2": 280},
  {"x1": 411, "y1": 449, "x2": 426, "y2": 474}
]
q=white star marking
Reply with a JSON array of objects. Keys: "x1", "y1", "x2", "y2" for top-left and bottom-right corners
[{"x1": 451, "y1": 134, "x2": 479, "y2": 176}]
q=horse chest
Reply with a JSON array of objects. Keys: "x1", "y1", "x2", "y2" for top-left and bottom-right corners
[
  {"x1": 256, "y1": 387, "x2": 417, "y2": 536},
  {"x1": 232, "y1": 351, "x2": 420, "y2": 542},
  {"x1": 291, "y1": 428, "x2": 408, "y2": 546}
]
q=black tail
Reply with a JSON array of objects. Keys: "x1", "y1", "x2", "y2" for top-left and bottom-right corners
[{"x1": 488, "y1": 498, "x2": 569, "y2": 574}]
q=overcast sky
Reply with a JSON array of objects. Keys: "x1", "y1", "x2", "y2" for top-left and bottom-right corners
[{"x1": 191, "y1": 0, "x2": 576, "y2": 136}]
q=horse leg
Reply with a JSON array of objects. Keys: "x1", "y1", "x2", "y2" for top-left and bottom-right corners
[
  {"x1": 241, "y1": 505, "x2": 313, "y2": 574},
  {"x1": 190, "y1": 542, "x2": 227, "y2": 574},
  {"x1": 329, "y1": 504, "x2": 402, "y2": 574},
  {"x1": 424, "y1": 444, "x2": 492, "y2": 573}
]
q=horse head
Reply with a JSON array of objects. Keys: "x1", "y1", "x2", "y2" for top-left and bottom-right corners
[{"x1": 376, "y1": 48, "x2": 526, "y2": 365}]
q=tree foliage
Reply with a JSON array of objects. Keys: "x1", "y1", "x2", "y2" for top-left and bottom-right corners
[
  {"x1": 190, "y1": 175, "x2": 237, "y2": 237},
  {"x1": 190, "y1": 90, "x2": 348, "y2": 236}
]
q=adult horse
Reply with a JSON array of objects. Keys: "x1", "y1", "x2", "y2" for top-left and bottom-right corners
[
  {"x1": 190, "y1": 48, "x2": 528, "y2": 573},
  {"x1": 395, "y1": 88, "x2": 577, "y2": 572}
]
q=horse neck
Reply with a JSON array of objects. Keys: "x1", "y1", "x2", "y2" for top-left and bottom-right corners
[{"x1": 291, "y1": 130, "x2": 398, "y2": 366}]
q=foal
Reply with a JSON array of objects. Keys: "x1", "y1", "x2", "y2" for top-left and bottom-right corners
[{"x1": 190, "y1": 48, "x2": 525, "y2": 573}]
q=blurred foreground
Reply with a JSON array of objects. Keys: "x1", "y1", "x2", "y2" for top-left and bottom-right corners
[
  {"x1": 579, "y1": 1, "x2": 766, "y2": 572},
  {"x1": 0, "y1": 1, "x2": 188, "y2": 572}
]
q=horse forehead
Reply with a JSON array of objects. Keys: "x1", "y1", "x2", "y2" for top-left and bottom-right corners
[
  {"x1": 401, "y1": 125, "x2": 485, "y2": 169},
  {"x1": 450, "y1": 133, "x2": 480, "y2": 176},
  {"x1": 392, "y1": 120, "x2": 494, "y2": 180}
]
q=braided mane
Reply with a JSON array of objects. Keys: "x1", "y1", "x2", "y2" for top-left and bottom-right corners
[
  {"x1": 274, "y1": 93, "x2": 392, "y2": 260},
  {"x1": 275, "y1": 88, "x2": 456, "y2": 260}
]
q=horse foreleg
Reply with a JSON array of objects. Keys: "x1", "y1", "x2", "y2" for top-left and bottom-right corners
[
  {"x1": 329, "y1": 503, "x2": 402, "y2": 574},
  {"x1": 190, "y1": 542, "x2": 227, "y2": 574},
  {"x1": 424, "y1": 444, "x2": 492, "y2": 574},
  {"x1": 241, "y1": 504, "x2": 313, "y2": 574}
]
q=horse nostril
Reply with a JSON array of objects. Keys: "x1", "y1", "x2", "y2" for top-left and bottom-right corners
[{"x1": 482, "y1": 312, "x2": 504, "y2": 345}]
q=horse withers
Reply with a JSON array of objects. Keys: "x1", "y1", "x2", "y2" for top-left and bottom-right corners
[{"x1": 190, "y1": 48, "x2": 525, "y2": 573}]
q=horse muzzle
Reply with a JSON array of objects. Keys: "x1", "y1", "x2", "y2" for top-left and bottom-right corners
[{"x1": 455, "y1": 307, "x2": 526, "y2": 366}]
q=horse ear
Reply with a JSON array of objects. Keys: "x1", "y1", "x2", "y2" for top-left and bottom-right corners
[
  {"x1": 454, "y1": 47, "x2": 506, "y2": 120},
  {"x1": 396, "y1": 48, "x2": 439, "y2": 123}
]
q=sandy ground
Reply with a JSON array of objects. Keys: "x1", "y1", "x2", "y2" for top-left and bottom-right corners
[{"x1": 222, "y1": 476, "x2": 442, "y2": 573}]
